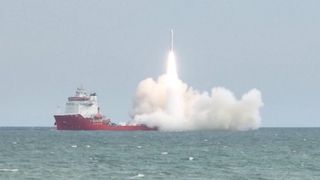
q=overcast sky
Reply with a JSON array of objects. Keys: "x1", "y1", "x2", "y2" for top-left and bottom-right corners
[{"x1": 0, "y1": 0, "x2": 319, "y2": 127}]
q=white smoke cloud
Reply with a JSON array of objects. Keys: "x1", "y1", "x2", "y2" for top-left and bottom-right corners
[{"x1": 131, "y1": 74, "x2": 263, "y2": 131}]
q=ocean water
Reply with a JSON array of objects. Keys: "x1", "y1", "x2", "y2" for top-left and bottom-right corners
[{"x1": 0, "y1": 128, "x2": 319, "y2": 180}]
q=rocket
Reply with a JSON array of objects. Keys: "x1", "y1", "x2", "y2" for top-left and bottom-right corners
[{"x1": 171, "y1": 29, "x2": 174, "y2": 51}]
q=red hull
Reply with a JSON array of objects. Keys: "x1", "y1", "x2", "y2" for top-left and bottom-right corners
[{"x1": 54, "y1": 114, "x2": 156, "y2": 131}]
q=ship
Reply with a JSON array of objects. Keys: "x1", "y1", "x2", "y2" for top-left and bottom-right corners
[{"x1": 54, "y1": 87, "x2": 156, "y2": 131}]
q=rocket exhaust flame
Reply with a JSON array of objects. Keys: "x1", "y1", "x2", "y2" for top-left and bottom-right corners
[
  {"x1": 166, "y1": 51, "x2": 178, "y2": 83},
  {"x1": 165, "y1": 50, "x2": 184, "y2": 121},
  {"x1": 167, "y1": 29, "x2": 177, "y2": 81},
  {"x1": 131, "y1": 30, "x2": 263, "y2": 131}
]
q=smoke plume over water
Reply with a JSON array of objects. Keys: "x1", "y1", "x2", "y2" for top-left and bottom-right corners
[{"x1": 131, "y1": 51, "x2": 263, "y2": 131}]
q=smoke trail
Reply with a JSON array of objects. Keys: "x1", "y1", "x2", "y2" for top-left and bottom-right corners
[
  {"x1": 131, "y1": 51, "x2": 263, "y2": 131},
  {"x1": 131, "y1": 75, "x2": 263, "y2": 131}
]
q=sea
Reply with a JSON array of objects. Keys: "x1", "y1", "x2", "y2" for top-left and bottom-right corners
[{"x1": 0, "y1": 128, "x2": 319, "y2": 180}]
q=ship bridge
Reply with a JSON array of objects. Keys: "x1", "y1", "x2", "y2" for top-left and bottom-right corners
[{"x1": 64, "y1": 88, "x2": 99, "y2": 118}]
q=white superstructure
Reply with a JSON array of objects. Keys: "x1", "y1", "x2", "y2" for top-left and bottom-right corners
[{"x1": 64, "y1": 88, "x2": 99, "y2": 118}]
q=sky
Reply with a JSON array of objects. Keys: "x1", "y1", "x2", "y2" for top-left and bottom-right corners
[{"x1": 0, "y1": 0, "x2": 319, "y2": 127}]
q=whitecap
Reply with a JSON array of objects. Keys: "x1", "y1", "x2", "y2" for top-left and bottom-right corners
[
  {"x1": 136, "y1": 174, "x2": 144, "y2": 177},
  {"x1": 137, "y1": 146, "x2": 142, "y2": 149},
  {"x1": 161, "y1": 152, "x2": 168, "y2": 155},
  {"x1": 129, "y1": 173, "x2": 145, "y2": 179},
  {"x1": 71, "y1": 145, "x2": 77, "y2": 148},
  {"x1": 188, "y1": 157, "x2": 194, "y2": 161},
  {"x1": 0, "y1": 169, "x2": 19, "y2": 172},
  {"x1": 203, "y1": 139, "x2": 208, "y2": 142},
  {"x1": 86, "y1": 145, "x2": 91, "y2": 148}
]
